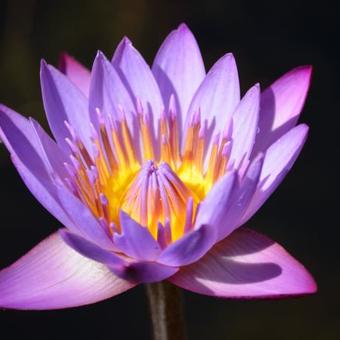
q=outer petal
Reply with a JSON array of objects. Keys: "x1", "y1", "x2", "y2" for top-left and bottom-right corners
[
  {"x1": 169, "y1": 228, "x2": 316, "y2": 298},
  {"x1": 114, "y1": 212, "x2": 161, "y2": 261},
  {"x1": 229, "y1": 84, "x2": 260, "y2": 169},
  {"x1": 40, "y1": 61, "x2": 93, "y2": 155},
  {"x1": 0, "y1": 105, "x2": 73, "y2": 228},
  {"x1": 59, "y1": 53, "x2": 91, "y2": 97},
  {"x1": 243, "y1": 124, "x2": 308, "y2": 222},
  {"x1": 112, "y1": 37, "x2": 164, "y2": 133},
  {"x1": 152, "y1": 23, "x2": 205, "y2": 128},
  {"x1": 0, "y1": 233, "x2": 135, "y2": 310},
  {"x1": 186, "y1": 53, "x2": 240, "y2": 143},
  {"x1": 56, "y1": 185, "x2": 114, "y2": 250},
  {"x1": 252, "y1": 66, "x2": 312, "y2": 155},
  {"x1": 158, "y1": 224, "x2": 217, "y2": 267}
]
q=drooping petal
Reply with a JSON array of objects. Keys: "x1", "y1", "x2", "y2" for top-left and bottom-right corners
[
  {"x1": 0, "y1": 105, "x2": 73, "y2": 228},
  {"x1": 186, "y1": 53, "x2": 240, "y2": 144},
  {"x1": 89, "y1": 51, "x2": 137, "y2": 145},
  {"x1": 158, "y1": 224, "x2": 216, "y2": 267},
  {"x1": 40, "y1": 61, "x2": 93, "y2": 155},
  {"x1": 114, "y1": 212, "x2": 161, "y2": 261},
  {"x1": 229, "y1": 84, "x2": 260, "y2": 169},
  {"x1": 56, "y1": 185, "x2": 114, "y2": 250},
  {"x1": 216, "y1": 154, "x2": 264, "y2": 241},
  {"x1": 243, "y1": 124, "x2": 308, "y2": 222},
  {"x1": 152, "y1": 23, "x2": 205, "y2": 129},
  {"x1": 0, "y1": 233, "x2": 135, "y2": 310},
  {"x1": 252, "y1": 66, "x2": 312, "y2": 155},
  {"x1": 59, "y1": 53, "x2": 91, "y2": 97},
  {"x1": 169, "y1": 227, "x2": 316, "y2": 298},
  {"x1": 112, "y1": 37, "x2": 164, "y2": 134}
]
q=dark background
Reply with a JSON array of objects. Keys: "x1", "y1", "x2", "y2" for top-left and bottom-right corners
[{"x1": 0, "y1": 0, "x2": 337, "y2": 339}]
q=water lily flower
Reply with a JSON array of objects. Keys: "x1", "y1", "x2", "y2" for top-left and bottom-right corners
[{"x1": 0, "y1": 23, "x2": 316, "y2": 310}]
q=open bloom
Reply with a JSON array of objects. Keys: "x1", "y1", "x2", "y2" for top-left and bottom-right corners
[{"x1": 0, "y1": 24, "x2": 316, "y2": 310}]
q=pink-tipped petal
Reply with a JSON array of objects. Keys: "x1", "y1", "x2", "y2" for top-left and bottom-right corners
[
  {"x1": 152, "y1": 23, "x2": 205, "y2": 129},
  {"x1": 59, "y1": 53, "x2": 91, "y2": 97},
  {"x1": 229, "y1": 84, "x2": 260, "y2": 169},
  {"x1": 112, "y1": 37, "x2": 164, "y2": 133},
  {"x1": 169, "y1": 228, "x2": 317, "y2": 298},
  {"x1": 243, "y1": 124, "x2": 309, "y2": 222},
  {"x1": 0, "y1": 233, "x2": 135, "y2": 310},
  {"x1": 186, "y1": 53, "x2": 240, "y2": 144},
  {"x1": 252, "y1": 66, "x2": 312, "y2": 155},
  {"x1": 40, "y1": 61, "x2": 93, "y2": 155}
]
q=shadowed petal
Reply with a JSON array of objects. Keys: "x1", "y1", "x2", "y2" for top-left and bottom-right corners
[
  {"x1": 169, "y1": 228, "x2": 317, "y2": 298},
  {"x1": 59, "y1": 53, "x2": 91, "y2": 97},
  {"x1": 243, "y1": 124, "x2": 308, "y2": 223},
  {"x1": 114, "y1": 212, "x2": 161, "y2": 261},
  {"x1": 186, "y1": 53, "x2": 240, "y2": 144},
  {"x1": 252, "y1": 66, "x2": 312, "y2": 155},
  {"x1": 112, "y1": 37, "x2": 163, "y2": 133},
  {"x1": 152, "y1": 23, "x2": 205, "y2": 129},
  {"x1": 158, "y1": 225, "x2": 217, "y2": 267},
  {"x1": 0, "y1": 233, "x2": 135, "y2": 310},
  {"x1": 56, "y1": 185, "x2": 114, "y2": 250},
  {"x1": 230, "y1": 84, "x2": 260, "y2": 169}
]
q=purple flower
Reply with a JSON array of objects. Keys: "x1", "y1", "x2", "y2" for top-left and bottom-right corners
[{"x1": 0, "y1": 23, "x2": 316, "y2": 310}]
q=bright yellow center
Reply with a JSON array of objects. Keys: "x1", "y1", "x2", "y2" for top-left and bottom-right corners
[{"x1": 66, "y1": 106, "x2": 229, "y2": 243}]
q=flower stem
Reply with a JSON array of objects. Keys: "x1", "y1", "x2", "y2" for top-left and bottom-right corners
[{"x1": 145, "y1": 281, "x2": 187, "y2": 340}]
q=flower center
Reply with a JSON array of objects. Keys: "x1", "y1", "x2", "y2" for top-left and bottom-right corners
[{"x1": 63, "y1": 98, "x2": 231, "y2": 242}]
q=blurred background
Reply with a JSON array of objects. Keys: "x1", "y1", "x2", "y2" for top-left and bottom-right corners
[{"x1": 0, "y1": 0, "x2": 337, "y2": 339}]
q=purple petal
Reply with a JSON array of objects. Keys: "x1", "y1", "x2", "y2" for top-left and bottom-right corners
[
  {"x1": 169, "y1": 227, "x2": 317, "y2": 298},
  {"x1": 89, "y1": 52, "x2": 137, "y2": 145},
  {"x1": 0, "y1": 105, "x2": 73, "y2": 228},
  {"x1": 60, "y1": 230, "x2": 125, "y2": 268},
  {"x1": 243, "y1": 124, "x2": 308, "y2": 223},
  {"x1": 194, "y1": 171, "x2": 236, "y2": 231},
  {"x1": 114, "y1": 212, "x2": 161, "y2": 261},
  {"x1": 61, "y1": 230, "x2": 177, "y2": 284},
  {"x1": 229, "y1": 84, "x2": 260, "y2": 169},
  {"x1": 56, "y1": 185, "x2": 114, "y2": 250},
  {"x1": 118, "y1": 262, "x2": 178, "y2": 284},
  {"x1": 152, "y1": 23, "x2": 205, "y2": 129},
  {"x1": 158, "y1": 224, "x2": 217, "y2": 267},
  {"x1": 40, "y1": 61, "x2": 93, "y2": 155},
  {"x1": 252, "y1": 66, "x2": 312, "y2": 155},
  {"x1": 59, "y1": 53, "x2": 91, "y2": 97},
  {"x1": 216, "y1": 154, "x2": 264, "y2": 241},
  {"x1": 112, "y1": 37, "x2": 164, "y2": 133},
  {"x1": 186, "y1": 53, "x2": 240, "y2": 145},
  {"x1": 0, "y1": 232, "x2": 135, "y2": 310}
]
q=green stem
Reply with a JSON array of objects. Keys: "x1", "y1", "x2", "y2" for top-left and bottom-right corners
[{"x1": 145, "y1": 281, "x2": 187, "y2": 340}]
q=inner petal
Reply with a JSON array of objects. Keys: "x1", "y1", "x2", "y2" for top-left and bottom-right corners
[{"x1": 121, "y1": 160, "x2": 194, "y2": 241}]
